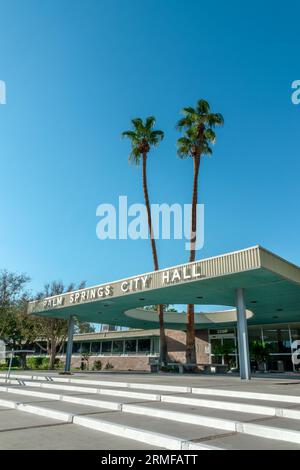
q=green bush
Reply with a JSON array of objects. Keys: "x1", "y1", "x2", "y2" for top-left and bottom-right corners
[
  {"x1": 93, "y1": 360, "x2": 102, "y2": 371},
  {"x1": 26, "y1": 357, "x2": 62, "y2": 370},
  {"x1": 27, "y1": 356, "x2": 44, "y2": 369},
  {"x1": 54, "y1": 358, "x2": 62, "y2": 369},
  {"x1": 160, "y1": 364, "x2": 179, "y2": 373},
  {"x1": 5, "y1": 356, "x2": 21, "y2": 368},
  {"x1": 104, "y1": 361, "x2": 114, "y2": 370}
]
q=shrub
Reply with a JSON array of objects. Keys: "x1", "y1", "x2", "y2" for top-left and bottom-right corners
[
  {"x1": 54, "y1": 358, "x2": 62, "y2": 369},
  {"x1": 7, "y1": 356, "x2": 21, "y2": 368},
  {"x1": 27, "y1": 356, "x2": 44, "y2": 369},
  {"x1": 26, "y1": 356, "x2": 53, "y2": 370},
  {"x1": 160, "y1": 364, "x2": 179, "y2": 373},
  {"x1": 93, "y1": 360, "x2": 102, "y2": 371},
  {"x1": 104, "y1": 361, "x2": 114, "y2": 370}
]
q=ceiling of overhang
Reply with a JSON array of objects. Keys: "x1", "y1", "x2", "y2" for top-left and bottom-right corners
[{"x1": 31, "y1": 267, "x2": 300, "y2": 330}]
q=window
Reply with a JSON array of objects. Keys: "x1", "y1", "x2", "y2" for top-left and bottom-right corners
[
  {"x1": 72, "y1": 342, "x2": 81, "y2": 354},
  {"x1": 137, "y1": 338, "x2": 150, "y2": 354},
  {"x1": 266, "y1": 354, "x2": 294, "y2": 372},
  {"x1": 262, "y1": 328, "x2": 291, "y2": 353},
  {"x1": 124, "y1": 340, "x2": 137, "y2": 354},
  {"x1": 81, "y1": 342, "x2": 91, "y2": 354},
  {"x1": 101, "y1": 341, "x2": 112, "y2": 355},
  {"x1": 112, "y1": 341, "x2": 124, "y2": 355},
  {"x1": 91, "y1": 342, "x2": 100, "y2": 354},
  {"x1": 290, "y1": 328, "x2": 300, "y2": 342}
]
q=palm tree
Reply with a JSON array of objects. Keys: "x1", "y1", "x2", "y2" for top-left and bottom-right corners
[
  {"x1": 176, "y1": 99, "x2": 224, "y2": 365},
  {"x1": 122, "y1": 117, "x2": 168, "y2": 364}
]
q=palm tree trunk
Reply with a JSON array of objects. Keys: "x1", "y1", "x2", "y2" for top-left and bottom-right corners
[
  {"x1": 142, "y1": 153, "x2": 168, "y2": 365},
  {"x1": 186, "y1": 155, "x2": 201, "y2": 366}
]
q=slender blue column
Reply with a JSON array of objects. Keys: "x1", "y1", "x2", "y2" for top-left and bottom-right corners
[
  {"x1": 64, "y1": 315, "x2": 75, "y2": 373},
  {"x1": 235, "y1": 288, "x2": 251, "y2": 380}
]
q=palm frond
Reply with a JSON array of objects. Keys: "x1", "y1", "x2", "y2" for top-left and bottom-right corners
[
  {"x1": 197, "y1": 99, "x2": 210, "y2": 114},
  {"x1": 204, "y1": 128, "x2": 216, "y2": 144},
  {"x1": 182, "y1": 106, "x2": 196, "y2": 115},
  {"x1": 129, "y1": 146, "x2": 142, "y2": 165},
  {"x1": 149, "y1": 129, "x2": 164, "y2": 146},
  {"x1": 177, "y1": 136, "x2": 191, "y2": 146},
  {"x1": 145, "y1": 116, "x2": 156, "y2": 130},
  {"x1": 202, "y1": 143, "x2": 213, "y2": 156},
  {"x1": 121, "y1": 130, "x2": 138, "y2": 140},
  {"x1": 131, "y1": 117, "x2": 144, "y2": 132},
  {"x1": 177, "y1": 146, "x2": 190, "y2": 158},
  {"x1": 208, "y1": 113, "x2": 224, "y2": 127},
  {"x1": 176, "y1": 116, "x2": 193, "y2": 130},
  {"x1": 177, "y1": 136, "x2": 192, "y2": 159}
]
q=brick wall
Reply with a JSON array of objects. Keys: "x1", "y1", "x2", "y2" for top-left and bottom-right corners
[
  {"x1": 58, "y1": 328, "x2": 211, "y2": 371},
  {"x1": 166, "y1": 329, "x2": 210, "y2": 364},
  {"x1": 65, "y1": 355, "x2": 152, "y2": 372}
]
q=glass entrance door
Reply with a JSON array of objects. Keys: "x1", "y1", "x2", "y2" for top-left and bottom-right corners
[{"x1": 209, "y1": 333, "x2": 237, "y2": 368}]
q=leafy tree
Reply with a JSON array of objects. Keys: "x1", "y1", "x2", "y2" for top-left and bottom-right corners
[
  {"x1": 74, "y1": 321, "x2": 96, "y2": 334},
  {"x1": 0, "y1": 270, "x2": 34, "y2": 368},
  {"x1": 122, "y1": 117, "x2": 168, "y2": 364},
  {"x1": 0, "y1": 270, "x2": 30, "y2": 338},
  {"x1": 177, "y1": 99, "x2": 224, "y2": 365},
  {"x1": 3, "y1": 301, "x2": 38, "y2": 368},
  {"x1": 35, "y1": 280, "x2": 85, "y2": 369}
]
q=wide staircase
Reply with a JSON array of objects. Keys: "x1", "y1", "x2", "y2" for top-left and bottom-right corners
[{"x1": 0, "y1": 373, "x2": 300, "y2": 450}]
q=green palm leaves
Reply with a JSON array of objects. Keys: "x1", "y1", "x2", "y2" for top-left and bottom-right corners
[
  {"x1": 176, "y1": 99, "x2": 224, "y2": 158},
  {"x1": 122, "y1": 116, "x2": 164, "y2": 164}
]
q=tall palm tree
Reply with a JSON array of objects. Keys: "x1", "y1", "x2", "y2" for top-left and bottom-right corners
[
  {"x1": 122, "y1": 117, "x2": 168, "y2": 364},
  {"x1": 176, "y1": 99, "x2": 224, "y2": 365}
]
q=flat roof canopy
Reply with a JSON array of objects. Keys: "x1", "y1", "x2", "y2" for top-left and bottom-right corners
[{"x1": 27, "y1": 246, "x2": 300, "y2": 330}]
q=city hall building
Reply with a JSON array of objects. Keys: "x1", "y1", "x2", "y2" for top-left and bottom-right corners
[{"x1": 28, "y1": 246, "x2": 300, "y2": 378}]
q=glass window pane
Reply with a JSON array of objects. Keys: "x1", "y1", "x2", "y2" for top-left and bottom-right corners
[
  {"x1": 210, "y1": 338, "x2": 222, "y2": 356},
  {"x1": 248, "y1": 328, "x2": 262, "y2": 343},
  {"x1": 91, "y1": 342, "x2": 100, "y2": 354},
  {"x1": 290, "y1": 328, "x2": 300, "y2": 342},
  {"x1": 72, "y1": 342, "x2": 81, "y2": 354},
  {"x1": 101, "y1": 341, "x2": 112, "y2": 354},
  {"x1": 112, "y1": 341, "x2": 123, "y2": 354},
  {"x1": 263, "y1": 328, "x2": 291, "y2": 353},
  {"x1": 266, "y1": 354, "x2": 293, "y2": 372},
  {"x1": 81, "y1": 342, "x2": 90, "y2": 354},
  {"x1": 125, "y1": 340, "x2": 136, "y2": 354},
  {"x1": 137, "y1": 339, "x2": 150, "y2": 354}
]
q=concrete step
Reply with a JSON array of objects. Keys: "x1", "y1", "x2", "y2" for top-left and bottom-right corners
[
  {"x1": 3, "y1": 380, "x2": 300, "y2": 426},
  {"x1": 0, "y1": 373, "x2": 190, "y2": 393},
  {"x1": 0, "y1": 397, "x2": 221, "y2": 450},
  {"x1": 3, "y1": 379, "x2": 300, "y2": 422},
  {"x1": 2, "y1": 391, "x2": 300, "y2": 449},
  {"x1": 0, "y1": 410, "x2": 162, "y2": 450},
  {"x1": 0, "y1": 378, "x2": 162, "y2": 400},
  {"x1": 2, "y1": 374, "x2": 300, "y2": 405},
  {"x1": 191, "y1": 386, "x2": 300, "y2": 404},
  {"x1": 199, "y1": 432, "x2": 300, "y2": 450},
  {"x1": 162, "y1": 393, "x2": 300, "y2": 418},
  {"x1": 0, "y1": 387, "x2": 268, "y2": 425},
  {"x1": 4, "y1": 383, "x2": 300, "y2": 425}
]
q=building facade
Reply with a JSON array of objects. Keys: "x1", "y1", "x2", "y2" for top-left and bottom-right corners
[{"x1": 33, "y1": 322, "x2": 300, "y2": 373}]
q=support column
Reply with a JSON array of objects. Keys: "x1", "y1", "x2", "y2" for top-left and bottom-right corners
[
  {"x1": 235, "y1": 288, "x2": 251, "y2": 380},
  {"x1": 64, "y1": 315, "x2": 75, "y2": 373}
]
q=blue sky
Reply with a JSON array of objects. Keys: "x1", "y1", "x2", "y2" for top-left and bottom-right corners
[{"x1": 0, "y1": 0, "x2": 299, "y2": 302}]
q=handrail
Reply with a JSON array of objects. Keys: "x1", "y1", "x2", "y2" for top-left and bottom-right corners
[{"x1": 3, "y1": 350, "x2": 35, "y2": 384}]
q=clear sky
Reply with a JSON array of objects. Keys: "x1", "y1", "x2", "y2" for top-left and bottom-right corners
[{"x1": 0, "y1": 0, "x2": 299, "y2": 299}]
